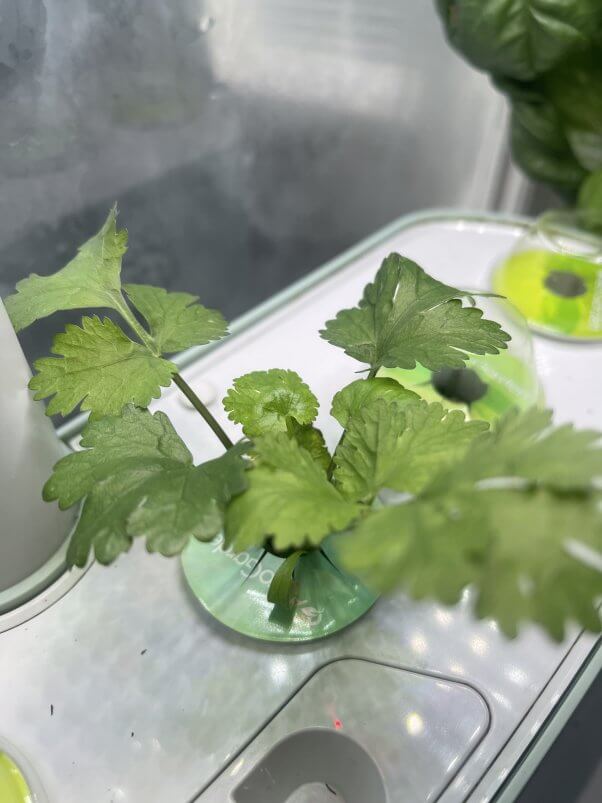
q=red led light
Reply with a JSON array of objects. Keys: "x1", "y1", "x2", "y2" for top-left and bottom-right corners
[{"x1": 334, "y1": 719, "x2": 342, "y2": 730}]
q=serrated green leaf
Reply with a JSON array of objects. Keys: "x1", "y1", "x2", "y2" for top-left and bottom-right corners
[
  {"x1": 224, "y1": 433, "x2": 360, "y2": 552},
  {"x1": 320, "y1": 254, "x2": 510, "y2": 371},
  {"x1": 429, "y1": 407, "x2": 602, "y2": 494},
  {"x1": 334, "y1": 400, "x2": 488, "y2": 501},
  {"x1": 223, "y1": 369, "x2": 319, "y2": 438},
  {"x1": 124, "y1": 283, "x2": 228, "y2": 353},
  {"x1": 331, "y1": 378, "x2": 420, "y2": 428},
  {"x1": 5, "y1": 206, "x2": 127, "y2": 331},
  {"x1": 267, "y1": 550, "x2": 306, "y2": 607},
  {"x1": 285, "y1": 418, "x2": 331, "y2": 470},
  {"x1": 43, "y1": 406, "x2": 248, "y2": 566},
  {"x1": 30, "y1": 316, "x2": 177, "y2": 418},
  {"x1": 336, "y1": 486, "x2": 602, "y2": 639},
  {"x1": 336, "y1": 407, "x2": 602, "y2": 640}
]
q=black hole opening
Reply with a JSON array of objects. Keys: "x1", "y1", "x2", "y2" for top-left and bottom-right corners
[
  {"x1": 432, "y1": 367, "x2": 488, "y2": 405},
  {"x1": 544, "y1": 270, "x2": 587, "y2": 298}
]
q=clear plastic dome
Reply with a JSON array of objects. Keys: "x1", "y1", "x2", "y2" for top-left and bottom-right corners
[
  {"x1": 491, "y1": 211, "x2": 602, "y2": 342},
  {"x1": 378, "y1": 295, "x2": 542, "y2": 422}
]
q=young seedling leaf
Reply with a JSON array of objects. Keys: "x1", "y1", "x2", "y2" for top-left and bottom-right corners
[
  {"x1": 224, "y1": 433, "x2": 361, "y2": 552},
  {"x1": 333, "y1": 399, "x2": 488, "y2": 501},
  {"x1": 320, "y1": 253, "x2": 510, "y2": 370},
  {"x1": 5, "y1": 206, "x2": 127, "y2": 331},
  {"x1": 331, "y1": 377, "x2": 420, "y2": 428},
  {"x1": 43, "y1": 406, "x2": 248, "y2": 566},
  {"x1": 285, "y1": 418, "x2": 331, "y2": 470},
  {"x1": 30, "y1": 316, "x2": 177, "y2": 418},
  {"x1": 336, "y1": 408, "x2": 602, "y2": 640},
  {"x1": 267, "y1": 550, "x2": 306, "y2": 607},
  {"x1": 223, "y1": 369, "x2": 319, "y2": 438},
  {"x1": 124, "y1": 284, "x2": 228, "y2": 353}
]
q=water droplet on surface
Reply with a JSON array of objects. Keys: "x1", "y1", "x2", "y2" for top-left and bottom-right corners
[{"x1": 198, "y1": 16, "x2": 216, "y2": 34}]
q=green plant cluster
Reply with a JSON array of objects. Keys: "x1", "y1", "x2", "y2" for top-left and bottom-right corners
[
  {"x1": 436, "y1": 0, "x2": 602, "y2": 223},
  {"x1": 5, "y1": 209, "x2": 602, "y2": 639}
]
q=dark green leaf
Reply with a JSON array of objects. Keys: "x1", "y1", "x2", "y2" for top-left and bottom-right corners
[
  {"x1": 44, "y1": 406, "x2": 248, "y2": 566},
  {"x1": 320, "y1": 254, "x2": 509, "y2": 371},
  {"x1": 438, "y1": 0, "x2": 602, "y2": 81}
]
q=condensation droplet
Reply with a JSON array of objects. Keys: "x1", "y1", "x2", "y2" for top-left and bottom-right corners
[{"x1": 198, "y1": 16, "x2": 216, "y2": 34}]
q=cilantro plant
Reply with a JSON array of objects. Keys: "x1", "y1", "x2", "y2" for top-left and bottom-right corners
[{"x1": 6, "y1": 208, "x2": 602, "y2": 640}]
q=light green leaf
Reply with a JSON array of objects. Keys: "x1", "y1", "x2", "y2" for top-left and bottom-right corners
[
  {"x1": 285, "y1": 418, "x2": 331, "y2": 470},
  {"x1": 224, "y1": 433, "x2": 360, "y2": 552},
  {"x1": 430, "y1": 407, "x2": 602, "y2": 494},
  {"x1": 223, "y1": 369, "x2": 319, "y2": 438},
  {"x1": 5, "y1": 206, "x2": 127, "y2": 332},
  {"x1": 267, "y1": 550, "x2": 306, "y2": 607},
  {"x1": 336, "y1": 407, "x2": 602, "y2": 640},
  {"x1": 337, "y1": 486, "x2": 601, "y2": 639},
  {"x1": 334, "y1": 400, "x2": 488, "y2": 501},
  {"x1": 124, "y1": 283, "x2": 228, "y2": 353},
  {"x1": 30, "y1": 316, "x2": 177, "y2": 418},
  {"x1": 320, "y1": 254, "x2": 510, "y2": 371},
  {"x1": 331, "y1": 378, "x2": 419, "y2": 428},
  {"x1": 43, "y1": 406, "x2": 248, "y2": 566}
]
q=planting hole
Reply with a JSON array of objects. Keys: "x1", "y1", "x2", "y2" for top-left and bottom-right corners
[
  {"x1": 432, "y1": 367, "x2": 487, "y2": 405},
  {"x1": 233, "y1": 728, "x2": 386, "y2": 803},
  {"x1": 544, "y1": 270, "x2": 587, "y2": 298}
]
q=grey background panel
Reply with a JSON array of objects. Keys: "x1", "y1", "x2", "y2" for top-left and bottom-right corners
[
  {"x1": 0, "y1": 214, "x2": 598, "y2": 803},
  {"x1": 0, "y1": 0, "x2": 510, "y2": 368}
]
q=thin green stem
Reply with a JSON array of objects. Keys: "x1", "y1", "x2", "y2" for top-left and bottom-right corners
[
  {"x1": 367, "y1": 366, "x2": 378, "y2": 379},
  {"x1": 172, "y1": 373, "x2": 234, "y2": 451},
  {"x1": 114, "y1": 295, "x2": 158, "y2": 354},
  {"x1": 114, "y1": 294, "x2": 233, "y2": 451}
]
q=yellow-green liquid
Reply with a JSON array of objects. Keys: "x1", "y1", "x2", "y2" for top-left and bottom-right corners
[
  {"x1": 0, "y1": 753, "x2": 31, "y2": 803},
  {"x1": 493, "y1": 249, "x2": 602, "y2": 340},
  {"x1": 379, "y1": 350, "x2": 541, "y2": 424}
]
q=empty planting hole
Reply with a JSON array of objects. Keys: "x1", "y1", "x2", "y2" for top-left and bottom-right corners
[
  {"x1": 432, "y1": 367, "x2": 487, "y2": 405},
  {"x1": 544, "y1": 270, "x2": 587, "y2": 298},
  {"x1": 233, "y1": 728, "x2": 386, "y2": 803}
]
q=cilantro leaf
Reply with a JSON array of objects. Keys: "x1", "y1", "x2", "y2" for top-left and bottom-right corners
[
  {"x1": 224, "y1": 433, "x2": 360, "y2": 552},
  {"x1": 331, "y1": 378, "x2": 419, "y2": 428},
  {"x1": 124, "y1": 283, "x2": 228, "y2": 353},
  {"x1": 5, "y1": 206, "x2": 127, "y2": 331},
  {"x1": 223, "y1": 369, "x2": 319, "y2": 438},
  {"x1": 429, "y1": 407, "x2": 602, "y2": 494},
  {"x1": 285, "y1": 418, "x2": 331, "y2": 470},
  {"x1": 30, "y1": 316, "x2": 177, "y2": 418},
  {"x1": 320, "y1": 253, "x2": 510, "y2": 370},
  {"x1": 334, "y1": 400, "x2": 488, "y2": 501},
  {"x1": 43, "y1": 406, "x2": 248, "y2": 566},
  {"x1": 336, "y1": 408, "x2": 602, "y2": 640}
]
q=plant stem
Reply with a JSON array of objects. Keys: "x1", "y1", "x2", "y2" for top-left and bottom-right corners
[
  {"x1": 172, "y1": 374, "x2": 234, "y2": 450},
  {"x1": 367, "y1": 366, "x2": 378, "y2": 379},
  {"x1": 114, "y1": 294, "x2": 233, "y2": 451}
]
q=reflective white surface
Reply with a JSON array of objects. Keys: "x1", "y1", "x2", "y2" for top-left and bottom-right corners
[{"x1": 0, "y1": 214, "x2": 599, "y2": 803}]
